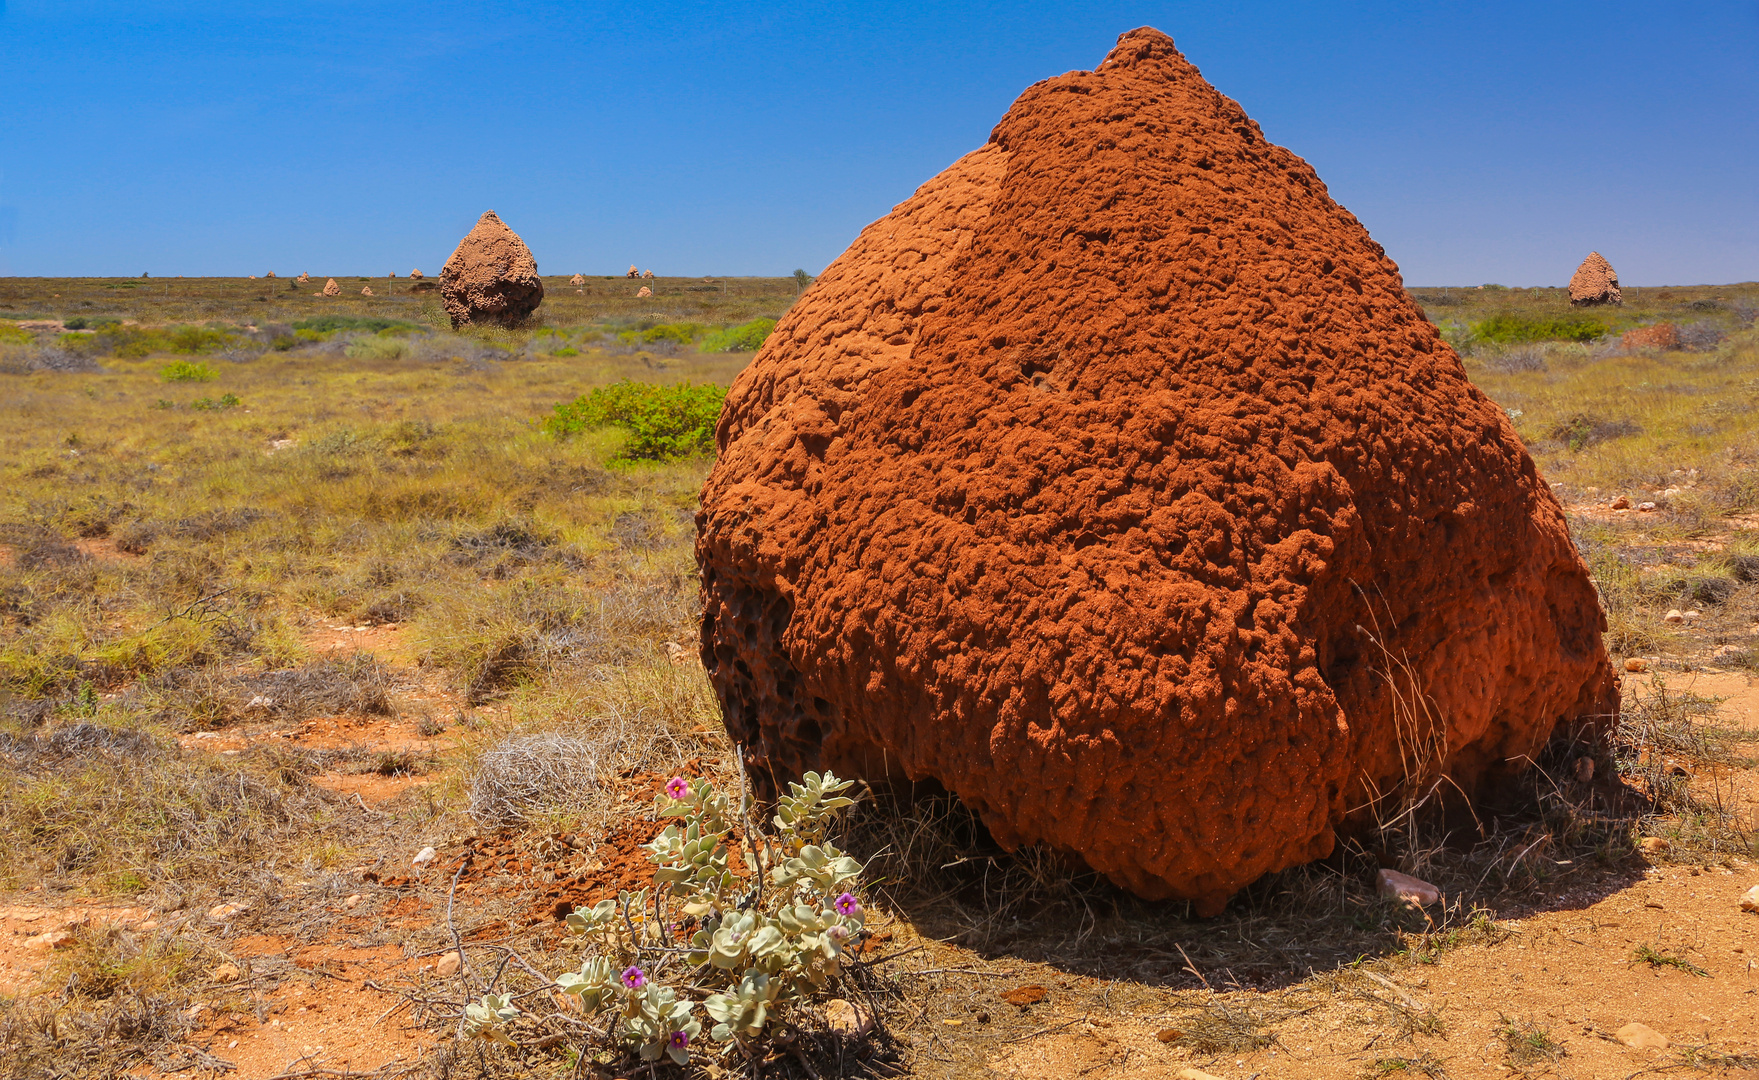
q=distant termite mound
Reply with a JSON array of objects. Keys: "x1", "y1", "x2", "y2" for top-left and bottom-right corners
[
  {"x1": 570, "y1": 273, "x2": 586, "y2": 285},
  {"x1": 1569, "y1": 252, "x2": 1622, "y2": 306},
  {"x1": 696, "y1": 27, "x2": 1617, "y2": 915},
  {"x1": 439, "y1": 211, "x2": 544, "y2": 330},
  {"x1": 322, "y1": 278, "x2": 340, "y2": 297},
  {"x1": 410, "y1": 268, "x2": 425, "y2": 279}
]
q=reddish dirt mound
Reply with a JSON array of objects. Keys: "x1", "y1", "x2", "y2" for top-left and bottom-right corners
[
  {"x1": 1622, "y1": 322, "x2": 1679, "y2": 350},
  {"x1": 321, "y1": 278, "x2": 340, "y2": 297},
  {"x1": 696, "y1": 27, "x2": 1617, "y2": 914},
  {"x1": 439, "y1": 210, "x2": 544, "y2": 329},
  {"x1": 1570, "y1": 251, "x2": 1622, "y2": 306}
]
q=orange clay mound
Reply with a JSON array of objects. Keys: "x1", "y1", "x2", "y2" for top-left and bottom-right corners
[
  {"x1": 321, "y1": 278, "x2": 340, "y2": 297},
  {"x1": 1569, "y1": 252, "x2": 1621, "y2": 306},
  {"x1": 361, "y1": 285, "x2": 374, "y2": 296},
  {"x1": 695, "y1": 27, "x2": 1618, "y2": 915},
  {"x1": 626, "y1": 265, "x2": 640, "y2": 278},
  {"x1": 297, "y1": 273, "x2": 311, "y2": 284},
  {"x1": 440, "y1": 211, "x2": 543, "y2": 329},
  {"x1": 410, "y1": 268, "x2": 424, "y2": 279},
  {"x1": 265, "y1": 271, "x2": 276, "y2": 279},
  {"x1": 636, "y1": 286, "x2": 652, "y2": 298},
  {"x1": 1623, "y1": 323, "x2": 1678, "y2": 350},
  {"x1": 570, "y1": 273, "x2": 586, "y2": 285}
]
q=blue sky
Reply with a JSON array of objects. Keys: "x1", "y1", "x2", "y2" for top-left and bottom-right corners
[{"x1": 0, "y1": 1, "x2": 1754, "y2": 285}]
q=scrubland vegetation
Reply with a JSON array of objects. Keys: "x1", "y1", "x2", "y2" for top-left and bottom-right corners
[{"x1": 0, "y1": 276, "x2": 1755, "y2": 1078}]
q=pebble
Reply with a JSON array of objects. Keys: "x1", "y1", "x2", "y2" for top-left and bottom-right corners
[
  {"x1": 436, "y1": 950, "x2": 463, "y2": 976},
  {"x1": 23, "y1": 930, "x2": 73, "y2": 950},
  {"x1": 341, "y1": 894, "x2": 363, "y2": 910},
  {"x1": 1624, "y1": 657, "x2": 1649, "y2": 672},
  {"x1": 1376, "y1": 868, "x2": 1441, "y2": 906},
  {"x1": 1664, "y1": 610, "x2": 1684, "y2": 624},
  {"x1": 412, "y1": 847, "x2": 438, "y2": 868},
  {"x1": 1638, "y1": 501, "x2": 1657, "y2": 512},
  {"x1": 1616, "y1": 1022, "x2": 1668, "y2": 1049},
  {"x1": 1610, "y1": 495, "x2": 1631, "y2": 510},
  {"x1": 210, "y1": 963, "x2": 242, "y2": 983},
  {"x1": 824, "y1": 998, "x2": 874, "y2": 1037},
  {"x1": 207, "y1": 902, "x2": 248, "y2": 921},
  {"x1": 1639, "y1": 837, "x2": 1672, "y2": 855},
  {"x1": 1742, "y1": 884, "x2": 1759, "y2": 913}
]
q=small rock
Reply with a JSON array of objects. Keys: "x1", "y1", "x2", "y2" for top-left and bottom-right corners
[
  {"x1": 412, "y1": 846, "x2": 438, "y2": 867},
  {"x1": 1376, "y1": 868, "x2": 1441, "y2": 906},
  {"x1": 1663, "y1": 486, "x2": 1681, "y2": 498},
  {"x1": 342, "y1": 894, "x2": 363, "y2": 910},
  {"x1": 210, "y1": 962, "x2": 242, "y2": 983},
  {"x1": 435, "y1": 950, "x2": 463, "y2": 976},
  {"x1": 1639, "y1": 837, "x2": 1671, "y2": 855},
  {"x1": 1638, "y1": 501, "x2": 1657, "y2": 512},
  {"x1": 1156, "y1": 1027, "x2": 1182, "y2": 1043},
  {"x1": 1610, "y1": 495, "x2": 1631, "y2": 510},
  {"x1": 1664, "y1": 610, "x2": 1684, "y2": 624},
  {"x1": 1684, "y1": 610, "x2": 1702, "y2": 620},
  {"x1": 663, "y1": 641, "x2": 689, "y2": 665},
  {"x1": 1616, "y1": 1022, "x2": 1668, "y2": 1049},
  {"x1": 207, "y1": 902, "x2": 248, "y2": 921},
  {"x1": 185, "y1": 1003, "x2": 206, "y2": 1021},
  {"x1": 1624, "y1": 657, "x2": 1649, "y2": 672},
  {"x1": 1177, "y1": 1070, "x2": 1226, "y2": 1080},
  {"x1": 824, "y1": 998, "x2": 874, "y2": 1037},
  {"x1": 23, "y1": 930, "x2": 73, "y2": 950},
  {"x1": 1713, "y1": 643, "x2": 1746, "y2": 661},
  {"x1": 1573, "y1": 757, "x2": 1595, "y2": 782},
  {"x1": 1741, "y1": 884, "x2": 1759, "y2": 913}
]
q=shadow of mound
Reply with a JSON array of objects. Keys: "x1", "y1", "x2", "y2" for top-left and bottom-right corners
[{"x1": 841, "y1": 759, "x2": 1654, "y2": 993}]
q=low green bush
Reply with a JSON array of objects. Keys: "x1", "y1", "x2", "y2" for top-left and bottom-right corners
[
  {"x1": 159, "y1": 361, "x2": 218, "y2": 383},
  {"x1": 344, "y1": 336, "x2": 411, "y2": 361},
  {"x1": 0, "y1": 322, "x2": 30, "y2": 345},
  {"x1": 698, "y1": 317, "x2": 776, "y2": 354},
  {"x1": 1473, "y1": 314, "x2": 1605, "y2": 344},
  {"x1": 191, "y1": 393, "x2": 242, "y2": 411},
  {"x1": 89, "y1": 325, "x2": 235, "y2": 358},
  {"x1": 617, "y1": 323, "x2": 701, "y2": 348},
  {"x1": 544, "y1": 380, "x2": 725, "y2": 461},
  {"x1": 291, "y1": 315, "x2": 420, "y2": 335}
]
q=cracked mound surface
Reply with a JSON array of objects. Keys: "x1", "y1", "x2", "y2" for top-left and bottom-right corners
[
  {"x1": 440, "y1": 211, "x2": 543, "y2": 329},
  {"x1": 696, "y1": 27, "x2": 1617, "y2": 914},
  {"x1": 1570, "y1": 252, "x2": 1622, "y2": 306}
]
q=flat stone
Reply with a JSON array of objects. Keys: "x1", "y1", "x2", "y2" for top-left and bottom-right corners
[
  {"x1": 1616, "y1": 1022, "x2": 1668, "y2": 1049},
  {"x1": 824, "y1": 998, "x2": 874, "y2": 1037},
  {"x1": 1741, "y1": 884, "x2": 1759, "y2": 913},
  {"x1": 1376, "y1": 868, "x2": 1441, "y2": 906},
  {"x1": 23, "y1": 930, "x2": 73, "y2": 950}
]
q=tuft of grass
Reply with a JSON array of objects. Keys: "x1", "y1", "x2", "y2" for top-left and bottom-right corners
[
  {"x1": 1498, "y1": 1016, "x2": 1566, "y2": 1066},
  {"x1": 1631, "y1": 943, "x2": 1710, "y2": 977}
]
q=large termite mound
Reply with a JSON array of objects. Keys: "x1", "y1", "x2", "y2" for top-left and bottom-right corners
[
  {"x1": 440, "y1": 211, "x2": 543, "y2": 329},
  {"x1": 1569, "y1": 252, "x2": 1622, "y2": 306},
  {"x1": 696, "y1": 27, "x2": 1617, "y2": 914}
]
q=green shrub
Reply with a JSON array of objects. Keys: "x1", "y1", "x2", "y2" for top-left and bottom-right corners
[
  {"x1": 0, "y1": 322, "x2": 30, "y2": 345},
  {"x1": 345, "y1": 335, "x2": 411, "y2": 361},
  {"x1": 191, "y1": 393, "x2": 241, "y2": 411},
  {"x1": 1473, "y1": 314, "x2": 1605, "y2": 344},
  {"x1": 291, "y1": 315, "x2": 419, "y2": 335},
  {"x1": 617, "y1": 323, "x2": 701, "y2": 348},
  {"x1": 159, "y1": 361, "x2": 218, "y2": 383},
  {"x1": 62, "y1": 316, "x2": 119, "y2": 331},
  {"x1": 544, "y1": 380, "x2": 725, "y2": 460},
  {"x1": 698, "y1": 318, "x2": 776, "y2": 354},
  {"x1": 90, "y1": 325, "x2": 234, "y2": 358},
  {"x1": 553, "y1": 346, "x2": 580, "y2": 357}
]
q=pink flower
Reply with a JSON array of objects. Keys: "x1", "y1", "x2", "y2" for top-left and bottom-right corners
[
  {"x1": 665, "y1": 777, "x2": 689, "y2": 799},
  {"x1": 834, "y1": 892, "x2": 861, "y2": 917},
  {"x1": 621, "y1": 965, "x2": 646, "y2": 989},
  {"x1": 670, "y1": 1030, "x2": 691, "y2": 1049}
]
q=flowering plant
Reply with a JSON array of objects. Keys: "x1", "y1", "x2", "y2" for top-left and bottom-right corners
[{"x1": 497, "y1": 770, "x2": 866, "y2": 1065}]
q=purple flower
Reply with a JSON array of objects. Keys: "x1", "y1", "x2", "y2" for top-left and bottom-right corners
[
  {"x1": 620, "y1": 965, "x2": 646, "y2": 989},
  {"x1": 670, "y1": 1029, "x2": 691, "y2": 1049},
  {"x1": 665, "y1": 777, "x2": 689, "y2": 799},
  {"x1": 834, "y1": 892, "x2": 861, "y2": 917}
]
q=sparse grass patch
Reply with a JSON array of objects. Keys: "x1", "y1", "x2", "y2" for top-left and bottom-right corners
[
  {"x1": 157, "y1": 359, "x2": 217, "y2": 382},
  {"x1": 1631, "y1": 942, "x2": 1710, "y2": 976},
  {"x1": 1498, "y1": 1015, "x2": 1565, "y2": 1066}
]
